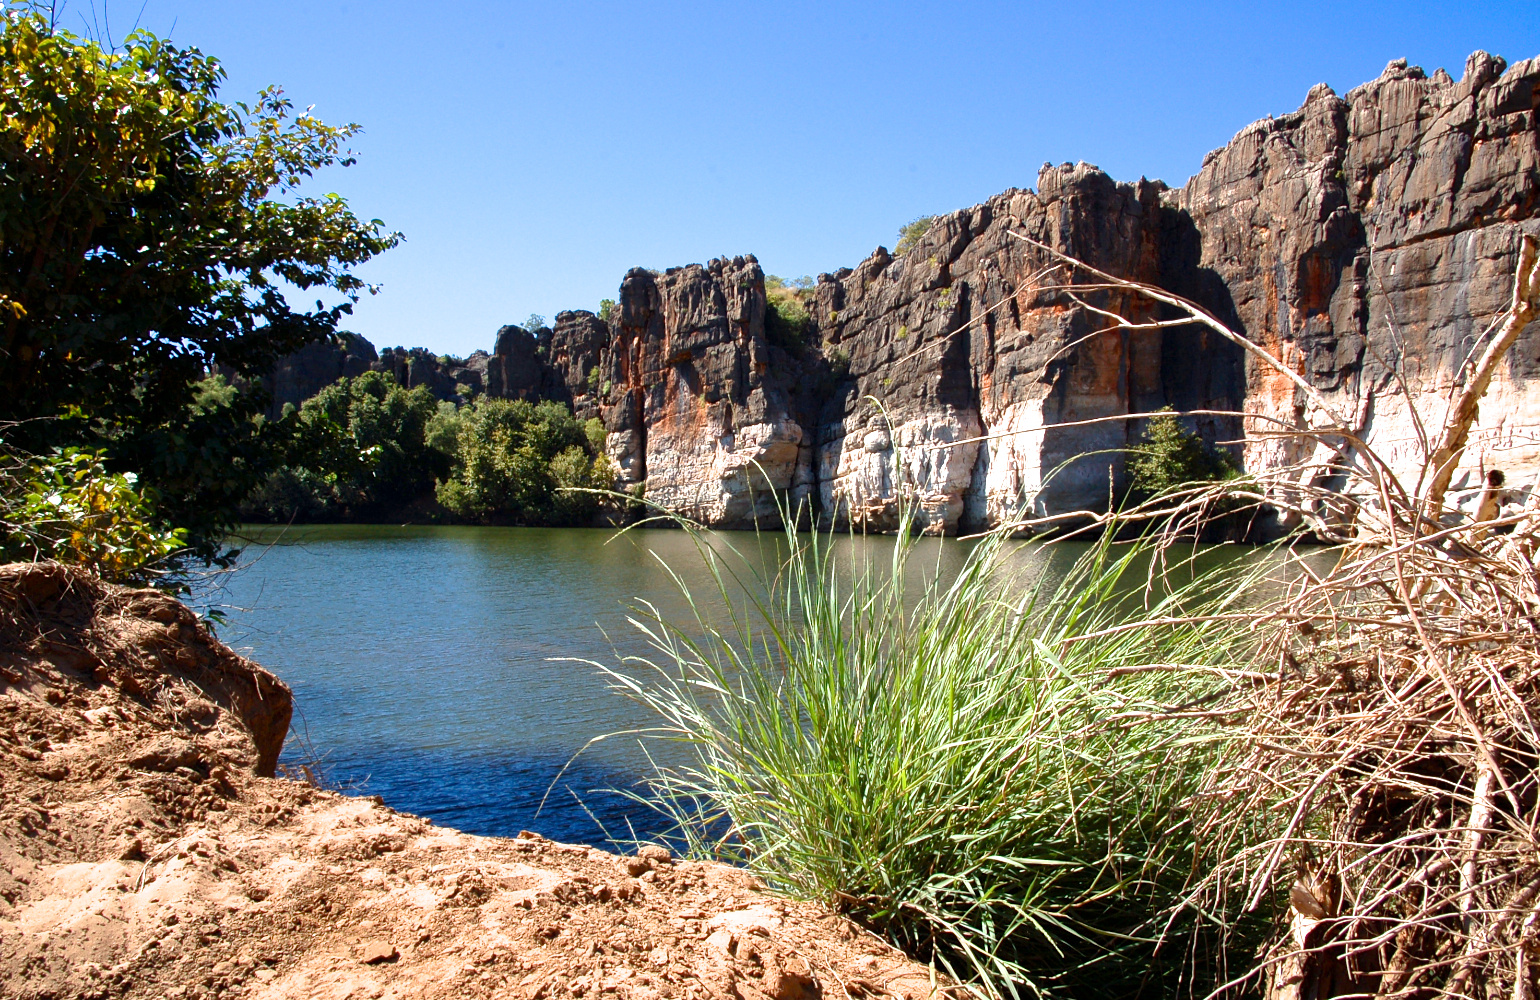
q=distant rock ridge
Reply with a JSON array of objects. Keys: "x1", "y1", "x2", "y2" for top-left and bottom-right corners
[{"x1": 271, "y1": 51, "x2": 1540, "y2": 533}]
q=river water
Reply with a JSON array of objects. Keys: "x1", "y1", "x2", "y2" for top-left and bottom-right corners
[{"x1": 215, "y1": 525, "x2": 1096, "y2": 847}]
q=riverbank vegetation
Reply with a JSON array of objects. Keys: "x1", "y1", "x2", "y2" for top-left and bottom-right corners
[
  {"x1": 237, "y1": 379, "x2": 613, "y2": 526},
  {"x1": 237, "y1": 372, "x2": 444, "y2": 522},
  {"x1": 1127, "y1": 408, "x2": 1242, "y2": 501},
  {"x1": 430, "y1": 397, "x2": 613, "y2": 525},
  {"x1": 604, "y1": 233, "x2": 1540, "y2": 998},
  {"x1": 0, "y1": 5, "x2": 399, "y2": 575},
  {"x1": 604, "y1": 512, "x2": 1275, "y2": 997}
]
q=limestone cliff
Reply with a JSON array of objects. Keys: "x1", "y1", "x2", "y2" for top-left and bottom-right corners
[{"x1": 264, "y1": 51, "x2": 1540, "y2": 533}]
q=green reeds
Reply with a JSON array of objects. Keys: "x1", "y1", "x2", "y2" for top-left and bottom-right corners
[{"x1": 596, "y1": 510, "x2": 1272, "y2": 998}]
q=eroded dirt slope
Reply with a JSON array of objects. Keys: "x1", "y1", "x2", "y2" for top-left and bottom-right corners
[{"x1": 0, "y1": 563, "x2": 940, "y2": 1000}]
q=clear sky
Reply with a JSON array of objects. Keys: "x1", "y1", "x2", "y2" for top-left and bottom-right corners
[{"x1": 85, "y1": 0, "x2": 1540, "y2": 358}]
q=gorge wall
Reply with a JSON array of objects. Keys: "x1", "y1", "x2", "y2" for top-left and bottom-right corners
[{"x1": 280, "y1": 51, "x2": 1540, "y2": 533}]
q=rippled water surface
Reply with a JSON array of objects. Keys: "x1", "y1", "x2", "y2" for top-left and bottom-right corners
[{"x1": 217, "y1": 525, "x2": 1204, "y2": 846}]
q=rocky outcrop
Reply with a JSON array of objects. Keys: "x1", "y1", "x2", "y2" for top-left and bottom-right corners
[
  {"x1": 800, "y1": 51, "x2": 1540, "y2": 531},
  {"x1": 0, "y1": 565, "x2": 942, "y2": 999},
  {"x1": 257, "y1": 331, "x2": 377, "y2": 416},
  {"x1": 805, "y1": 169, "x2": 1244, "y2": 531},
  {"x1": 585, "y1": 259, "x2": 814, "y2": 526},
  {"x1": 570, "y1": 49, "x2": 1537, "y2": 533},
  {"x1": 376, "y1": 345, "x2": 485, "y2": 401},
  {"x1": 256, "y1": 51, "x2": 1540, "y2": 533},
  {"x1": 1176, "y1": 53, "x2": 1540, "y2": 500},
  {"x1": 547, "y1": 310, "x2": 611, "y2": 415}
]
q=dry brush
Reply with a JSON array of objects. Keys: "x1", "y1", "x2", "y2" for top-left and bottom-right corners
[{"x1": 1008, "y1": 229, "x2": 1540, "y2": 1000}]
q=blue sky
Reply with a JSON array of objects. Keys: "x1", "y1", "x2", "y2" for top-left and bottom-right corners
[{"x1": 91, "y1": 1, "x2": 1540, "y2": 357}]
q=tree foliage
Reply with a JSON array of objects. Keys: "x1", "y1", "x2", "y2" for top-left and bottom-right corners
[
  {"x1": 0, "y1": 10, "x2": 400, "y2": 560},
  {"x1": 299, "y1": 372, "x2": 445, "y2": 506},
  {"x1": 1126, "y1": 408, "x2": 1240, "y2": 498},
  {"x1": 894, "y1": 215, "x2": 935, "y2": 256},
  {"x1": 430, "y1": 398, "x2": 613, "y2": 525},
  {"x1": 240, "y1": 372, "x2": 444, "y2": 521},
  {"x1": 0, "y1": 446, "x2": 185, "y2": 581},
  {"x1": 239, "y1": 381, "x2": 615, "y2": 528}
]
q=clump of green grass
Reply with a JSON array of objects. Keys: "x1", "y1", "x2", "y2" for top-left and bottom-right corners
[{"x1": 597, "y1": 510, "x2": 1273, "y2": 998}]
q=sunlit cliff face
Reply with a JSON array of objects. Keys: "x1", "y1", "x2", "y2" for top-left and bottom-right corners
[{"x1": 263, "y1": 53, "x2": 1540, "y2": 534}]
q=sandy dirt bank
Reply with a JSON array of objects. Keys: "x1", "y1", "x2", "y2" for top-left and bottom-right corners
[{"x1": 0, "y1": 563, "x2": 940, "y2": 1000}]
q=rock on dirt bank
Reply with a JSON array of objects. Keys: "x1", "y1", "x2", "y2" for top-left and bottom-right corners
[{"x1": 0, "y1": 563, "x2": 938, "y2": 1000}]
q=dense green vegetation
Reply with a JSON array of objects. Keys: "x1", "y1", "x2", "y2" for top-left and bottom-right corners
[
  {"x1": 606, "y1": 505, "x2": 1273, "y2": 998},
  {"x1": 431, "y1": 398, "x2": 613, "y2": 525},
  {"x1": 1127, "y1": 408, "x2": 1242, "y2": 499},
  {"x1": 239, "y1": 372, "x2": 445, "y2": 521},
  {"x1": 0, "y1": 7, "x2": 399, "y2": 571},
  {"x1": 239, "y1": 376, "x2": 613, "y2": 526}
]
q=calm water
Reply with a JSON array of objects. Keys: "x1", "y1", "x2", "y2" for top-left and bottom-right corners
[
  {"x1": 215, "y1": 525, "x2": 1249, "y2": 847},
  {"x1": 215, "y1": 525, "x2": 1048, "y2": 846}
]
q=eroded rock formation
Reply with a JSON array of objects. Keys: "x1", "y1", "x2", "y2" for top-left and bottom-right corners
[
  {"x1": 804, "y1": 51, "x2": 1540, "y2": 531},
  {"x1": 262, "y1": 51, "x2": 1540, "y2": 533}
]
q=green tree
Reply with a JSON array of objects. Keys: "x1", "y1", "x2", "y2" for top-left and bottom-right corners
[
  {"x1": 597, "y1": 298, "x2": 617, "y2": 324},
  {"x1": 431, "y1": 398, "x2": 613, "y2": 525},
  {"x1": 894, "y1": 215, "x2": 935, "y2": 256},
  {"x1": 301, "y1": 372, "x2": 443, "y2": 505},
  {"x1": 582, "y1": 417, "x2": 607, "y2": 453},
  {"x1": 0, "y1": 11, "x2": 400, "y2": 560},
  {"x1": 1126, "y1": 408, "x2": 1240, "y2": 498},
  {"x1": 240, "y1": 372, "x2": 443, "y2": 521}
]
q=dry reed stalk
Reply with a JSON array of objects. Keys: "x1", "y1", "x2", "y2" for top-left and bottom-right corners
[{"x1": 999, "y1": 228, "x2": 1540, "y2": 1000}]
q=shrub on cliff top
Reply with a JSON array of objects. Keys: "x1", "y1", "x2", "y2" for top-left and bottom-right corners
[
  {"x1": 764, "y1": 274, "x2": 815, "y2": 352},
  {"x1": 895, "y1": 215, "x2": 936, "y2": 255}
]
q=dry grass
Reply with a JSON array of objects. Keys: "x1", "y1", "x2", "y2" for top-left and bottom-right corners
[{"x1": 999, "y1": 230, "x2": 1540, "y2": 999}]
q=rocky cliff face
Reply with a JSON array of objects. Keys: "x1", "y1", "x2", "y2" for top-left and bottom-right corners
[
  {"x1": 805, "y1": 169, "x2": 1244, "y2": 531},
  {"x1": 1177, "y1": 52, "x2": 1540, "y2": 507},
  {"x1": 262, "y1": 51, "x2": 1540, "y2": 533},
  {"x1": 586, "y1": 259, "x2": 817, "y2": 526},
  {"x1": 801, "y1": 51, "x2": 1540, "y2": 532}
]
